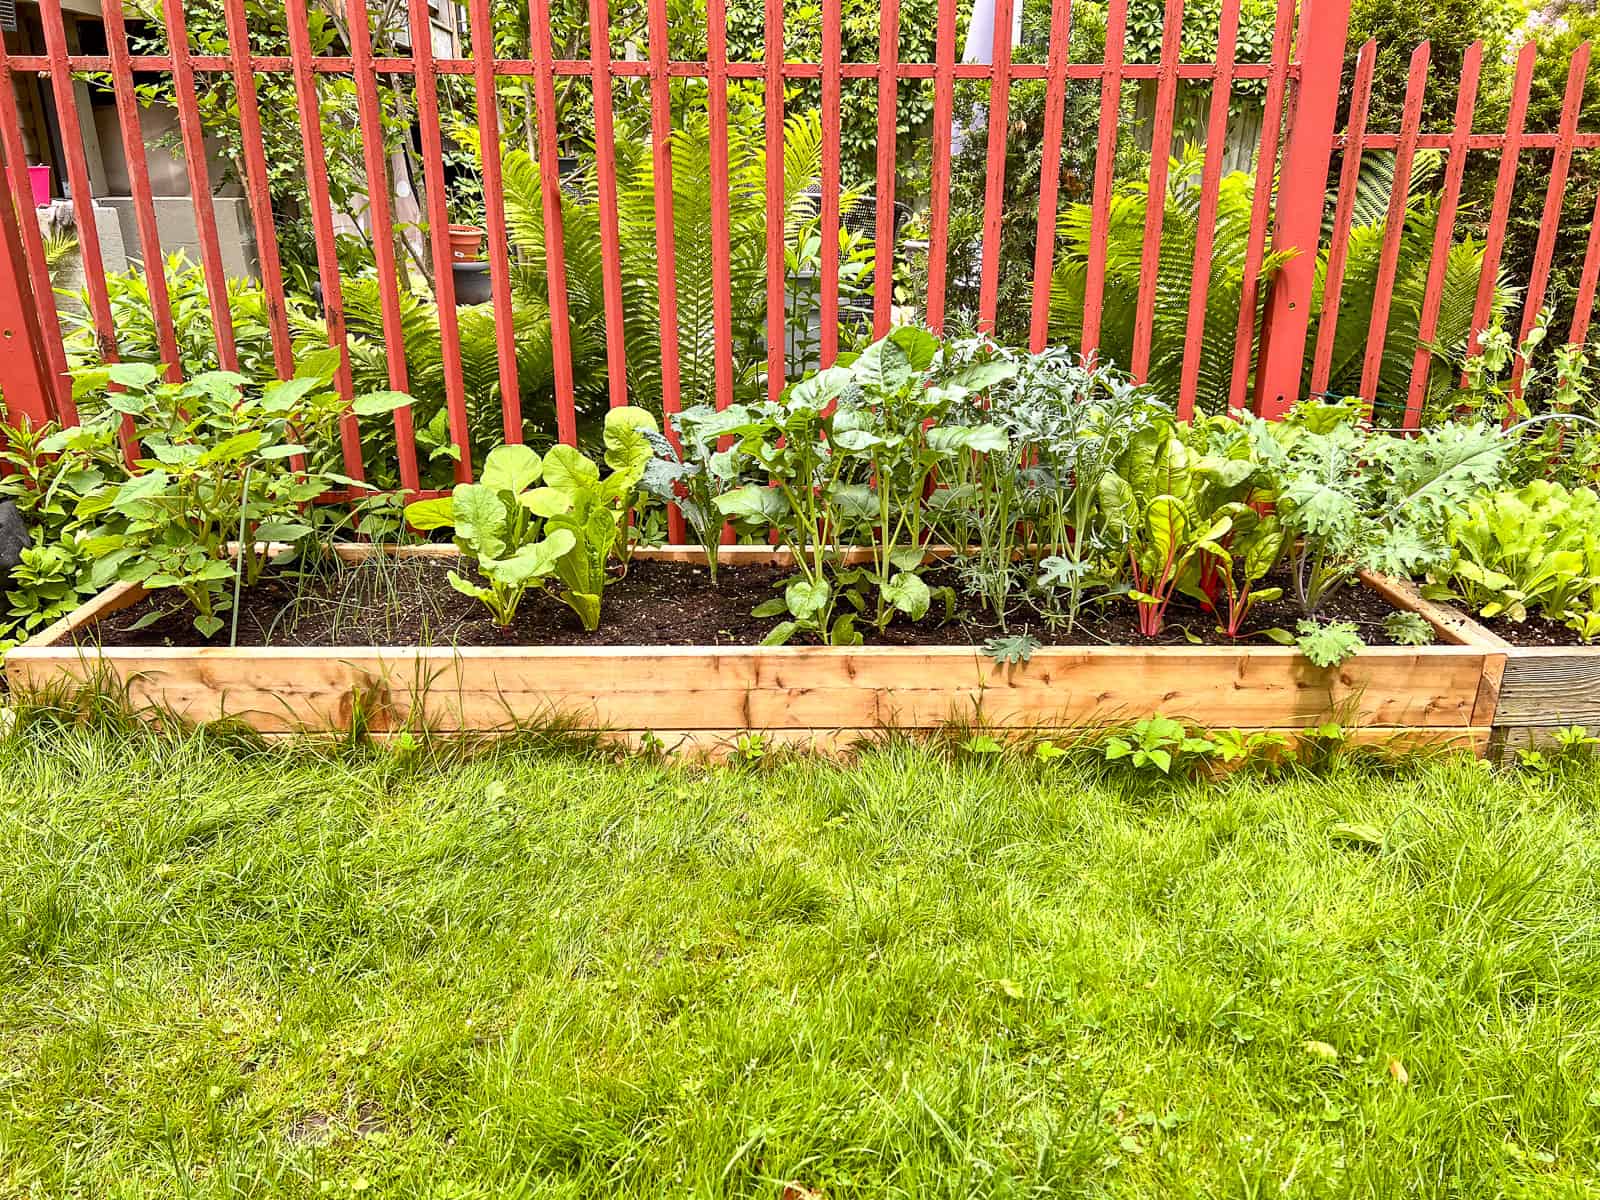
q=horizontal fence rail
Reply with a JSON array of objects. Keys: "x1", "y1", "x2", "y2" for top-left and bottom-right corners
[{"x1": 0, "y1": 0, "x2": 1595, "y2": 493}]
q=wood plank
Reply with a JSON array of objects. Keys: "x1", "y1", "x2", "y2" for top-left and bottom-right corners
[
  {"x1": 8, "y1": 644, "x2": 1493, "y2": 733},
  {"x1": 1494, "y1": 651, "x2": 1600, "y2": 726},
  {"x1": 1358, "y1": 570, "x2": 1510, "y2": 649}
]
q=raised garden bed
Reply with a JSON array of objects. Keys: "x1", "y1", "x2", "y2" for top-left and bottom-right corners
[{"x1": 7, "y1": 546, "x2": 1508, "y2": 756}]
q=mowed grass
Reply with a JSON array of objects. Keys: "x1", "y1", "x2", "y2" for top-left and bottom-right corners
[{"x1": 3, "y1": 724, "x2": 1600, "y2": 1198}]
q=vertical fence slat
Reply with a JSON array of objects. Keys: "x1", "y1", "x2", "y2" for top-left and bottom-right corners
[
  {"x1": 37, "y1": 0, "x2": 117, "y2": 358},
  {"x1": 819, "y1": 0, "x2": 843, "y2": 362},
  {"x1": 101, "y1": 0, "x2": 182, "y2": 385},
  {"x1": 925, "y1": 0, "x2": 956, "y2": 336},
  {"x1": 38, "y1": 0, "x2": 128, "y2": 450},
  {"x1": 405, "y1": 0, "x2": 475, "y2": 474},
  {"x1": 1225, "y1": 0, "x2": 1295, "y2": 411},
  {"x1": 764, "y1": 0, "x2": 785, "y2": 390},
  {"x1": 1081, "y1": 0, "x2": 1129, "y2": 355},
  {"x1": 161, "y1": 0, "x2": 239, "y2": 371},
  {"x1": 1357, "y1": 41, "x2": 1430, "y2": 412},
  {"x1": 287, "y1": 0, "x2": 364, "y2": 482},
  {"x1": 476, "y1": 0, "x2": 526, "y2": 435},
  {"x1": 528, "y1": 0, "x2": 578, "y2": 446},
  {"x1": 1309, "y1": 38, "x2": 1374, "y2": 396},
  {"x1": 222, "y1": 0, "x2": 295, "y2": 380},
  {"x1": 0, "y1": 39, "x2": 71, "y2": 421},
  {"x1": 1569, "y1": 185, "x2": 1600, "y2": 346},
  {"x1": 1175, "y1": 0, "x2": 1241, "y2": 418},
  {"x1": 1465, "y1": 41, "x2": 1534, "y2": 372},
  {"x1": 1129, "y1": 0, "x2": 1184, "y2": 382},
  {"x1": 1508, "y1": 40, "x2": 1592, "y2": 407},
  {"x1": 1027, "y1": 0, "x2": 1074, "y2": 352},
  {"x1": 645, "y1": 0, "x2": 684, "y2": 541},
  {"x1": 347, "y1": 0, "x2": 420, "y2": 493},
  {"x1": 588, "y1": 0, "x2": 630, "y2": 410},
  {"x1": 1401, "y1": 40, "x2": 1480, "y2": 428},
  {"x1": 976, "y1": 0, "x2": 1015, "y2": 333},
  {"x1": 872, "y1": 0, "x2": 900, "y2": 336},
  {"x1": 0, "y1": 165, "x2": 56, "y2": 426},
  {"x1": 707, "y1": 0, "x2": 736, "y2": 409}
]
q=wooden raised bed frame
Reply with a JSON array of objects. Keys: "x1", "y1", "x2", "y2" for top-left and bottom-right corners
[{"x1": 7, "y1": 546, "x2": 1507, "y2": 756}]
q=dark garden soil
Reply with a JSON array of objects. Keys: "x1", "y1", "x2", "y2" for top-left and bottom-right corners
[
  {"x1": 1476, "y1": 611, "x2": 1595, "y2": 648},
  {"x1": 87, "y1": 556, "x2": 1411, "y2": 650}
]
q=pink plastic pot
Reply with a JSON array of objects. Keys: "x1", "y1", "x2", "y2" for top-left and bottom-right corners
[{"x1": 27, "y1": 164, "x2": 49, "y2": 207}]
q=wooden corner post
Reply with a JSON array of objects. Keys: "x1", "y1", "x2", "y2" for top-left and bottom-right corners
[{"x1": 1252, "y1": 0, "x2": 1352, "y2": 418}]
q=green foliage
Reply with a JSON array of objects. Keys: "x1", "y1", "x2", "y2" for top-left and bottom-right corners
[
  {"x1": 69, "y1": 361, "x2": 350, "y2": 637},
  {"x1": 405, "y1": 444, "x2": 577, "y2": 627},
  {"x1": 1294, "y1": 619, "x2": 1367, "y2": 669},
  {"x1": 1382, "y1": 610, "x2": 1437, "y2": 647},
  {"x1": 711, "y1": 327, "x2": 1014, "y2": 642},
  {"x1": 407, "y1": 408, "x2": 657, "y2": 630},
  {"x1": 1103, "y1": 716, "x2": 1218, "y2": 776},
  {"x1": 1249, "y1": 400, "x2": 1508, "y2": 615},
  {"x1": 2, "y1": 542, "x2": 99, "y2": 645},
  {"x1": 1439, "y1": 479, "x2": 1600, "y2": 635}
]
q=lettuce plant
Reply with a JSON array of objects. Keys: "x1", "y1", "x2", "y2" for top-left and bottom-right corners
[{"x1": 1439, "y1": 480, "x2": 1600, "y2": 634}]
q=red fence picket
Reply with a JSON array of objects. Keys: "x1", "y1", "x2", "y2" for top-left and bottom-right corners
[{"x1": 0, "y1": 0, "x2": 1596, "y2": 479}]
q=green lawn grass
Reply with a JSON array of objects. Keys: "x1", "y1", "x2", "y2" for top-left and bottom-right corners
[{"x1": 3, "y1": 723, "x2": 1599, "y2": 1197}]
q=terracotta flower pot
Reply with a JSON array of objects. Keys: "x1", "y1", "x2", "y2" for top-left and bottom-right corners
[{"x1": 448, "y1": 224, "x2": 485, "y2": 262}]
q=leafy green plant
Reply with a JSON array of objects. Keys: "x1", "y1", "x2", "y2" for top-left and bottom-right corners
[
  {"x1": 1437, "y1": 479, "x2": 1600, "y2": 634},
  {"x1": 1250, "y1": 402, "x2": 1507, "y2": 616},
  {"x1": 2, "y1": 542, "x2": 99, "y2": 644},
  {"x1": 406, "y1": 408, "x2": 657, "y2": 630},
  {"x1": 1293, "y1": 619, "x2": 1366, "y2": 669},
  {"x1": 69, "y1": 362, "x2": 350, "y2": 637},
  {"x1": 1103, "y1": 716, "x2": 1217, "y2": 776},
  {"x1": 935, "y1": 344, "x2": 1166, "y2": 631},
  {"x1": 404, "y1": 444, "x2": 577, "y2": 627},
  {"x1": 1096, "y1": 423, "x2": 1234, "y2": 637},
  {"x1": 1382, "y1": 611, "x2": 1437, "y2": 647},
  {"x1": 714, "y1": 327, "x2": 1013, "y2": 643},
  {"x1": 644, "y1": 404, "x2": 759, "y2": 585}
]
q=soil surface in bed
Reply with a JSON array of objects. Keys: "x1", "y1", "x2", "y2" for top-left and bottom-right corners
[
  {"x1": 87, "y1": 558, "x2": 1411, "y2": 650},
  {"x1": 1477, "y1": 611, "x2": 1599, "y2": 648}
]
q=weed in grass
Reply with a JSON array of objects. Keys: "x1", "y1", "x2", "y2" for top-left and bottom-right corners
[{"x1": 1, "y1": 729, "x2": 1599, "y2": 1195}]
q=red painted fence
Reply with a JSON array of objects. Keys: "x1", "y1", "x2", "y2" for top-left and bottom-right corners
[{"x1": 0, "y1": 0, "x2": 1596, "y2": 486}]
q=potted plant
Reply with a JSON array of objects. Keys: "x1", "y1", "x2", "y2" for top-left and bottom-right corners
[{"x1": 448, "y1": 224, "x2": 484, "y2": 262}]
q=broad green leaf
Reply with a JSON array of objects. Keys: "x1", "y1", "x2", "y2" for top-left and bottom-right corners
[
  {"x1": 107, "y1": 361, "x2": 161, "y2": 389},
  {"x1": 824, "y1": 482, "x2": 876, "y2": 521},
  {"x1": 716, "y1": 483, "x2": 789, "y2": 524},
  {"x1": 253, "y1": 521, "x2": 313, "y2": 542},
  {"x1": 882, "y1": 571, "x2": 930, "y2": 620},
  {"x1": 786, "y1": 578, "x2": 830, "y2": 621},
  {"x1": 404, "y1": 496, "x2": 456, "y2": 530},
  {"x1": 451, "y1": 484, "x2": 509, "y2": 560},
  {"x1": 761, "y1": 620, "x2": 799, "y2": 646},
  {"x1": 196, "y1": 431, "x2": 263, "y2": 466},
  {"x1": 351, "y1": 390, "x2": 414, "y2": 417},
  {"x1": 1145, "y1": 496, "x2": 1187, "y2": 562},
  {"x1": 602, "y1": 406, "x2": 659, "y2": 476},
  {"x1": 447, "y1": 570, "x2": 496, "y2": 606},
  {"x1": 481, "y1": 443, "x2": 543, "y2": 495},
  {"x1": 520, "y1": 487, "x2": 573, "y2": 518},
  {"x1": 540, "y1": 444, "x2": 600, "y2": 492},
  {"x1": 561, "y1": 590, "x2": 602, "y2": 631}
]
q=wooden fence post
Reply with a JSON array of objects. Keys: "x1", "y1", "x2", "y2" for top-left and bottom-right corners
[
  {"x1": 0, "y1": 159, "x2": 56, "y2": 429},
  {"x1": 1252, "y1": 0, "x2": 1352, "y2": 418}
]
